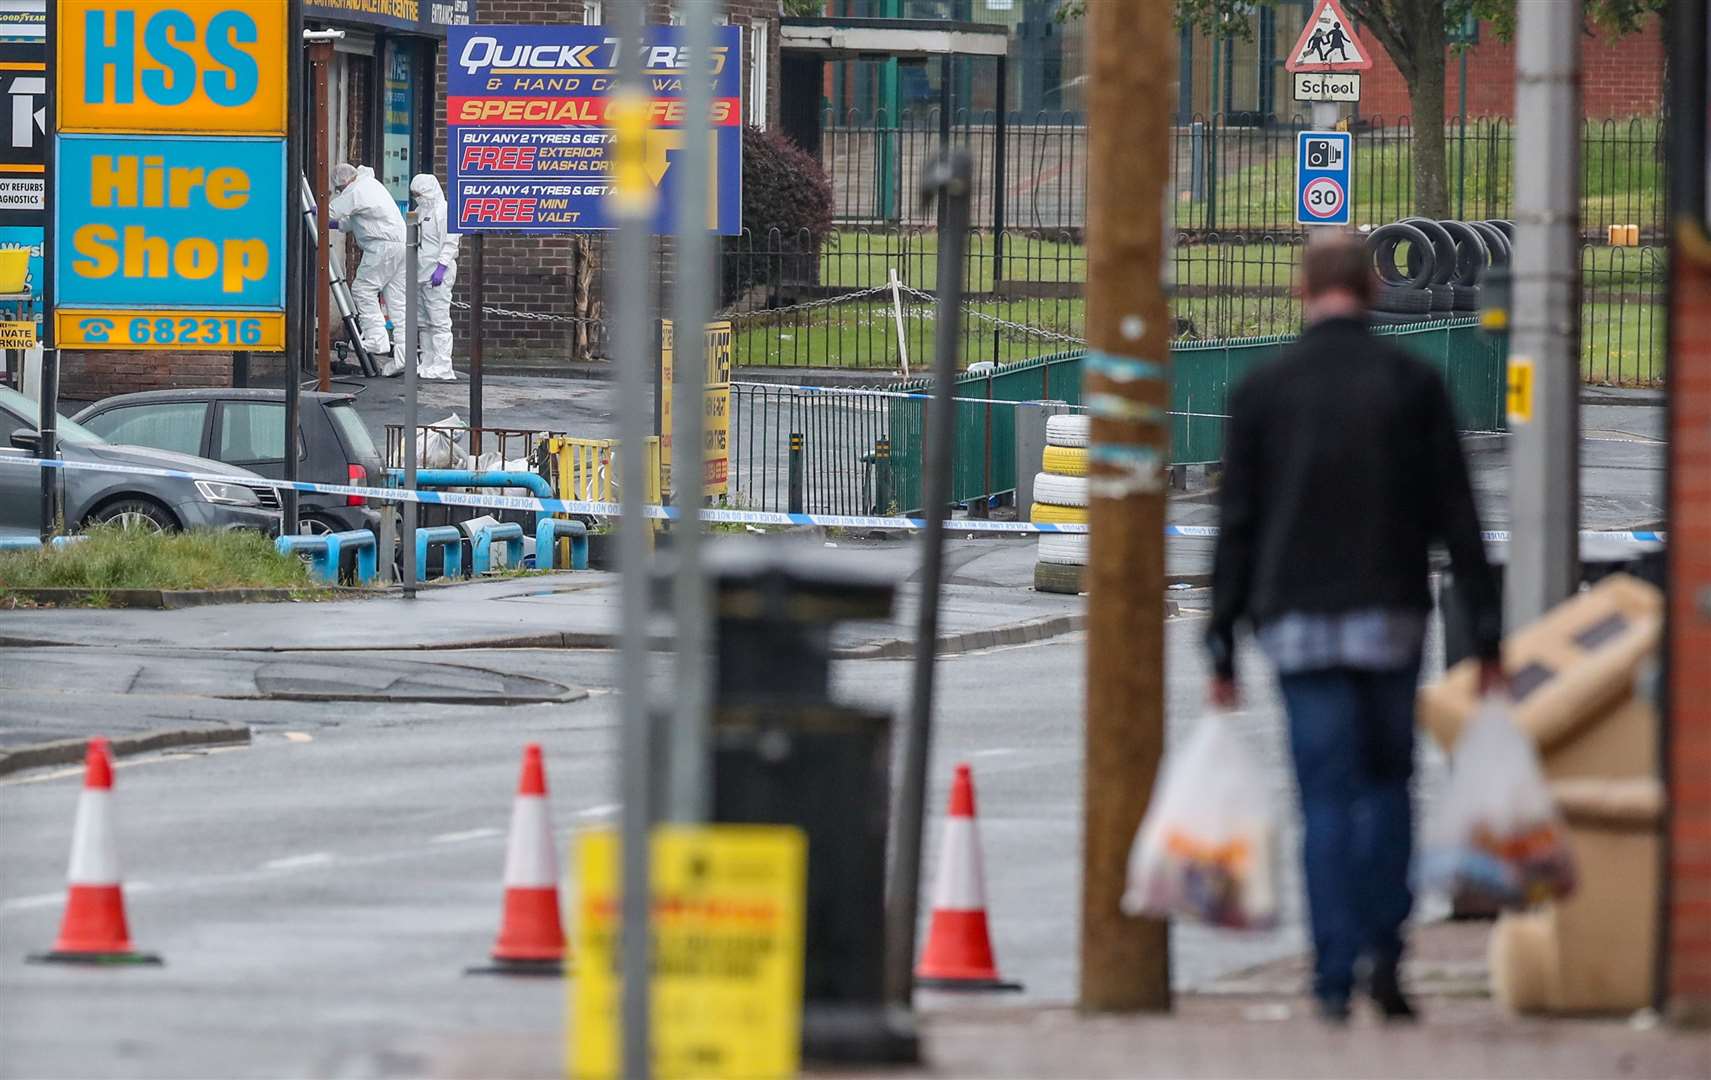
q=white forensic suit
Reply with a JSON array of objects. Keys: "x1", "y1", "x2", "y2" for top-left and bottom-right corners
[
  {"x1": 410, "y1": 173, "x2": 462, "y2": 382},
  {"x1": 329, "y1": 164, "x2": 408, "y2": 376}
]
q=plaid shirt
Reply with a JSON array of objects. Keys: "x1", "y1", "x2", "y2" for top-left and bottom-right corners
[{"x1": 1256, "y1": 607, "x2": 1427, "y2": 675}]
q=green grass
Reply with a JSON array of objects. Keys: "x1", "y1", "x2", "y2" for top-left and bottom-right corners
[{"x1": 0, "y1": 526, "x2": 322, "y2": 601}]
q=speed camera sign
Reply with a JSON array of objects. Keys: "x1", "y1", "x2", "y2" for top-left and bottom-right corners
[{"x1": 1296, "y1": 129, "x2": 1352, "y2": 226}]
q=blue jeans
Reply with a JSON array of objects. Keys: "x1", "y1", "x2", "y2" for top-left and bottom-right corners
[{"x1": 1277, "y1": 661, "x2": 1421, "y2": 1002}]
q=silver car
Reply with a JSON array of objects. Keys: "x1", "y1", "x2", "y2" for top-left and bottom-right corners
[{"x1": 0, "y1": 386, "x2": 281, "y2": 537}]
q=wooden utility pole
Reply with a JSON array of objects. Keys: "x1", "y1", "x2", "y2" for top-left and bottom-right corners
[{"x1": 1079, "y1": 0, "x2": 1174, "y2": 1012}]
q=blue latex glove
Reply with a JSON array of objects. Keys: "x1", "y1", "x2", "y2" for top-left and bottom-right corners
[
  {"x1": 430, "y1": 263, "x2": 447, "y2": 287},
  {"x1": 328, "y1": 218, "x2": 341, "y2": 230}
]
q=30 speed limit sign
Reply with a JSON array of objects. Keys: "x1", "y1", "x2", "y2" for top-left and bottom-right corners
[
  {"x1": 1295, "y1": 130, "x2": 1353, "y2": 225},
  {"x1": 1302, "y1": 177, "x2": 1346, "y2": 219}
]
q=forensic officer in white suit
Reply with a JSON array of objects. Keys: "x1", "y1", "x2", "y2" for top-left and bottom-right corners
[
  {"x1": 329, "y1": 163, "x2": 407, "y2": 376},
  {"x1": 409, "y1": 173, "x2": 461, "y2": 382}
]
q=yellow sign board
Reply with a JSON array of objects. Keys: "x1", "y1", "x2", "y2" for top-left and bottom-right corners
[
  {"x1": 571, "y1": 825, "x2": 806, "y2": 1080},
  {"x1": 0, "y1": 322, "x2": 38, "y2": 348},
  {"x1": 1507, "y1": 355, "x2": 1534, "y2": 425},
  {"x1": 659, "y1": 319, "x2": 733, "y2": 498},
  {"x1": 57, "y1": 0, "x2": 290, "y2": 135},
  {"x1": 55, "y1": 309, "x2": 284, "y2": 351}
]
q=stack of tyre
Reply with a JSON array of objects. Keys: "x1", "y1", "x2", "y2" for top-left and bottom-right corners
[
  {"x1": 1031, "y1": 413, "x2": 1090, "y2": 595},
  {"x1": 1367, "y1": 217, "x2": 1514, "y2": 325}
]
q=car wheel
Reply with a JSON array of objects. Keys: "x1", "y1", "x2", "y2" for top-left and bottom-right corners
[
  {"x1": 301, "y1": 514, "x2": 343, "y2": 536},
  {"x1": 87, "y1": 498, "x2": 177, "y2": 533}
]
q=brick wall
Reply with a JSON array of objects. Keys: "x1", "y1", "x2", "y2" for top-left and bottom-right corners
[
  {"x1": 1669, "y1": 240, "x2": 1711, "y2": 1022},
  {"x1": 1356, "y1": 17, "x2": 1663, "y2": 120}
]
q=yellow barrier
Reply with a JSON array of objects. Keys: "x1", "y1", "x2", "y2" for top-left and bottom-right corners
[{"x1": 543, "y1": 436, "x2": 663, "y2": 561}]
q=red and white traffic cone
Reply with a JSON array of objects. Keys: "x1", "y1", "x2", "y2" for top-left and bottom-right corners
[
  {"x1": 915, "y1": 763, "x2": 1021, "y2": 991},
  {"x1": 469, "y1": 744, "x2": 567, "y2": 975},
  {"x1": 28, "y1": 738, "x2": 161, "y2": 966}
]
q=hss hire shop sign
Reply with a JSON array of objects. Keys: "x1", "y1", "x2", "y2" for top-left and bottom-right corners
[{"x1": 53, "y1": 0, "x2": 288, "y2": 351}]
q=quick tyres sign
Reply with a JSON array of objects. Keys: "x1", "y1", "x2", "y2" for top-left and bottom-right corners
[{"x1": 53, "y1": 0, "x2": 288, "y2": 351}]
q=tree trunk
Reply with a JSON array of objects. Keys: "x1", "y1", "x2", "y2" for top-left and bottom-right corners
[{"x1": 1404, "y1": 32, "x2": 1450, "y2": 218}]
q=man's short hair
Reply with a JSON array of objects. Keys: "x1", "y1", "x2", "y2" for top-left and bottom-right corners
[{"x1": 1301, "y1": 233, "x2": 1376, "y2": 305}]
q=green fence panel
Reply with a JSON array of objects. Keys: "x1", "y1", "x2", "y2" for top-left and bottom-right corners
[{"x1": 882, "y1": 319, "x2": 1505, "y2": 509}]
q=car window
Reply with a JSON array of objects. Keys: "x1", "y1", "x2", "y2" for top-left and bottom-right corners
[
  {"x1": 218, "y1": 402, "x2": 288, "y2": 464},
  {"x1": 81, "y1": 401, "x2": 207, "y2": 454},
  {"x1": 0, "y1": 386, "x2": 102, "y2": 445},
  {"x1": 325, "y1": 402, "x2": 380, "y2": 463}
]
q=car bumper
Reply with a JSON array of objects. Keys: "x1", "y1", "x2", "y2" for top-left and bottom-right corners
[{"x1": 172, "y1": 500, "x2": 282, "y2": 534}]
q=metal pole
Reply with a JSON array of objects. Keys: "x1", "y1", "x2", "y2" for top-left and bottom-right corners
[
  {"x1": 992, "y1": 55, "x2": 1006, "y2": 290},
  {"x1": 469, "y1": 234, "x2": 484, "y2": 456},
  {"x1": 665, "y1": 0, "x2": 715, "y2": 824},
  {"x1": 282, "y1": 0, "x2": 306, "y2": 536},
  {"x1": 402, "y1": 214, "x2": 419, "y2": 596},
  {"x1": 312, "y1": 42, "x2": 332, "y2": 391},
  {"x1": 788, "y1": 433, "x2": 804, "y2": 514},
  {"x1": 884, "y1": 151, "x2": 972, "y2": 1008},
  {"x1": 232, "y1": 351, "x2": 250, "y2": 387},
  {"x1": 1457, "y1": 45, "x2": 1468, "y2": 220},
  {"x1": 1080, "y1": 0, "x2": 1173, "y2": 1012},
  {"x1": 1505, "y1": 0, "x2": 1582, "y2": 628},
  {"x1": 36, "y1": 3, "x2": 57, "y2": 541},
  {"x1": 612, "y1": 2, "x2": 654, "y2": 1074}
]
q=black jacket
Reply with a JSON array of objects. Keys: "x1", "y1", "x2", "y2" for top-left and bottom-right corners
[{"x1": 1206, "y1": 316, "x2": 1501, "y2": 678}]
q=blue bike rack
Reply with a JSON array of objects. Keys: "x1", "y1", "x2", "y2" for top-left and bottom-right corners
[
  {"x1": 470, "y1": 521, "x2": 525, "y2": 574},
  {"x1": 534, "y1": 518, "x2": 589, "y2": 571},
  {"x1": 276, "y1": 529, "x2": 378, "y2": 585},
  {"x1": 414, "y1": 525, "x2": 465, "y2": 582}
]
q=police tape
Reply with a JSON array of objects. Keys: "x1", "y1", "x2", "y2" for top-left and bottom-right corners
[
  {"x1": 0, "y1": 456, "x2": 1668, "y2": 545},
  {"x1": 0, "y1": 454, "x2": 1090, "y2": 535}
]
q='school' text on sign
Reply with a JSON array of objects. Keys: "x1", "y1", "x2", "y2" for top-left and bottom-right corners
[
  {"x1": 447, "y1": 24, "x2": 741, "y2": 234},
  {"x1": 53, "y1": 0, "x2": 287, "y2": 351}
]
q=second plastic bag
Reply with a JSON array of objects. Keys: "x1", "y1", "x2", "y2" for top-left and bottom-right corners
[
  {"x1": 1417, "y1": 697, "x2": 1577, "y2": 910},
  {"x1": 1121, "y1": 721, "x2": 1279, "y2": 930}
]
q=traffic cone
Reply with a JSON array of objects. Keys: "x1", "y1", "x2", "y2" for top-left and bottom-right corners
[
  {"x1": 468, "y1": 744, "x2": 567, "y2": 975},
  {"x1": 28, "y1": 738, "x2": 161, "y2": 966},
  {"x1": 915, "y1": 763, "x2": 1021, "y2": 991}
]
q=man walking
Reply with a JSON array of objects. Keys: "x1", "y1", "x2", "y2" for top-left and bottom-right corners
[{"x1": 1205, "y1": 234, "x2": 1504, "y2": 1023}]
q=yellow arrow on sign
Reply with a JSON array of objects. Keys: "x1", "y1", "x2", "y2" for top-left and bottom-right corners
[{"x1": 641, "y1": 130, "x2": 722, "y2": 228}]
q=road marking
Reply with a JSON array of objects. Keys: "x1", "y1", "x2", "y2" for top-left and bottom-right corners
[
  {"x1": 261, "y1": 852, "x2": 334, "y2": 871},
  {"x1": 573, "y1": 803, "x2": 619, "y2": 819},
  {"x1": 431, "y1": 827, "x2": 503, "y2": 844},
  {"x1": 970, "y1": 747, "x2": 1019, "y2": 759},
  {"x1": 283, "y1": 731, "x2": 314, "y2": 743}
]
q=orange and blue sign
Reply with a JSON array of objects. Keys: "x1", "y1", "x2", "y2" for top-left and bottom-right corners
[
  {"x1": 52, "y1": 0, "x2": 288, "y2": 350},
  {"x1": 447, "y1": 24, "x2": 742, "y2": 234},
  {"x1": 56, "y1": 0, "x2": 286, "y2": 135}
]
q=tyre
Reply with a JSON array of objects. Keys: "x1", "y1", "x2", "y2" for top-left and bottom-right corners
[
  {"x1": 1468, "y1": 220, "x2": 1510, "y2": 267},
  {"x1": 1033, "y1": 472, "x2": 1088, "y2": 508},
  {"x1": 1046, "y1": 413, "x2": 1089, "y2": 448},
  {"x1": 1487, "y1": 219, "x2": 1516, "y2": 242},
  {"x1": 1033, "y1": 559, "x2": 1085, "y2": 595},
  {"x1": 1427, "y1": 283, "x2": 1456, "y2": 311},
  {"x1": 1030, "y1": 501, "x2": 1088, "y2": 526},
  {"x1": 1366, "y1": 222, "x2": 1436, "y2": 288},
  {"x1": 1041, "y1": 444, "x2": 1087, "y2": 476},
  {"x1": 1373, "y1": 284, "x2": 1432, "y2": 314},
  {"x1": 1401, "y1": 217, "x2": 1459, "y2": 284},
  {"x1": 1452, "y1": 283, "x2": 1481, "y2": 311},
  {"x1": 1036, "y1": 533, "x2": 1089, "y2": 566},
  {"x1": 1434, "y1": 219, "x2": 1490, "y2": 285},
  {"x1": 301, "y1": 514, "x2": 344, "y2": 536},
  {"x1": 85, "y1": 497, "x2": 177, "y2": 533},
  {"x1": 1367, "y1": 310, "x2": 1434, "y2": 326}
]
